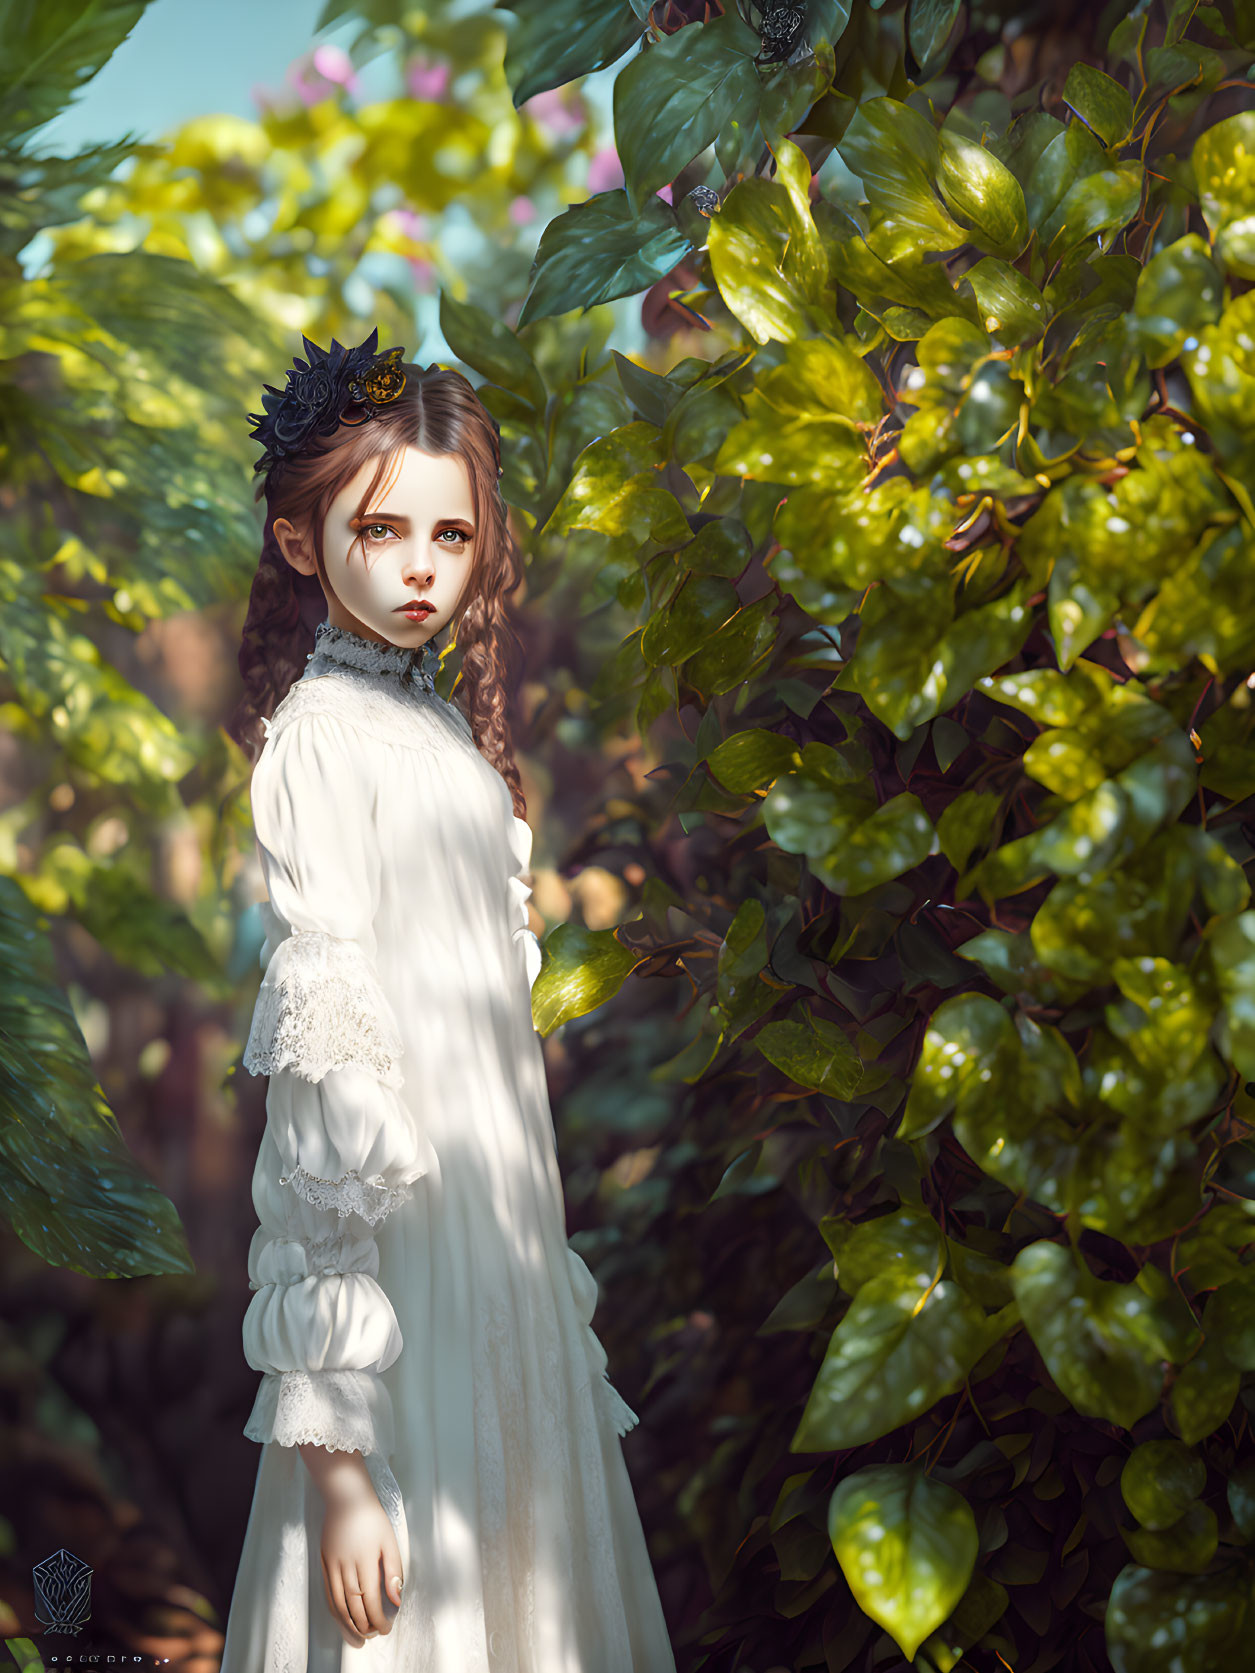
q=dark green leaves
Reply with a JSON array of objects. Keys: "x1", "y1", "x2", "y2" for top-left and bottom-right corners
[
  {"x1": 0, "y1": 876, "x2": 194, "y2": 1278},
  {"x1": 0, "y1": 0, "x2": 152, "y2": 142},
  {"x1": 828, "y1": 1464, "x2": 980, "y2": 1661},
  {"x1": 518, "y1": 190, "x2": 692, "y2": 325},
  {"x1": 614, "y1": 12, "x2": 763, "y2": 215},
  {"x1": 501, "y1": 0, "x2": 643, "y2": 108}
]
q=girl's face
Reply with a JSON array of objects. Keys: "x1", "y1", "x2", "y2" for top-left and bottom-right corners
[{"x1": 275, "y1": 442, "x2": 477, "y2": 649}]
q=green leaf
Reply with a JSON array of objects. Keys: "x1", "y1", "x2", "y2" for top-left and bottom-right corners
[
  {"x1": 642, "y1": 572, "x2": 740, "y2": 665},
  {"x1": 1121, "y1": 1440, "x2": 1207, "y2": 1530},
  {"x1": 529, "y1": 922, "x2": 643, "y2": 1036},
  {"x1": 1207, "y1": 1273, "x2": 1255, "y2": 1370},
  {"x1": 543, "y1": 421, "x2": 689, "y2": 543},
  {"x1": 0, "y1": 0, "x2": 152, "y2": 142},
  {"x1": 438, "y1": 291, "x2": 547, "y2": 412},
  {"x1": 1049, "y1": 162, "x2": 1145, "y2": 257},
  {"x1": 501, "y1": 0, "x2": 643, "y2": 106},
  {"x1": 705, "y1": 728, "x2": 801, "y2": 793},
  {"x1": 907, "y1": 0, "x2": 963, "y2": 79},
  {"x1": 1062, "y1": 63, "x2": 1134, "y2": 149},
  {"x1": 0, "y1": 876, "x2": 193, "y2": 1278},
  {"x1": 1105, "y1": 1565, "x2": 1250, "y2": 1671},
  {"x1": 615, "y1": 13, "x2": 763, "y2": 213},
  {"x1": 1009, "y1": 1241, "x2": 1166, "y2": 1428},
  {"x1": 1123, "y1": 1502, "x2": 1218, "y2": 1575},
  {"x1": 1192, "y1": 110, "x2": 1255, "y2": 281},
  {"x1": 683, "y1": 594, "x2": 777, "y2": 695},
  {"x1": 824, "y1": 1205, "x2": 945, "y2": 1295},
  {"x1": 828, "y1": 1463, "x2": 979, "y2": 1662},
  {"x1": 517, "y1": 189, "x2": 692, "y2": 326},
  {"x1": 1132, "y1": 235, "x2": 1224, "y2": 369},
  {"x1": 936, "y1": 130, "x2": 1030, "y2": 259},
  {"x1": 1170, "y1": 1330, "x2": 1240, "y2": 1445},
  {"x1": 715, "y1": 899, "x2": 777, "y2": 1039},
  {"x1": 837, "y1": 98, "x2": 968, "y2": 256},
  {"x1": 959, "y1": 256, "x2": 1048, "y2": 344},
  {"x1": 755, "y1": 1009, "x2": 862, "y2": 1099},
  {"x1": 793, "y1": 1269, "x2": 1012, "y2": 1450},
  {"x1": 1211, "y1": 912, "x2": 1255, "y2": 1081},
  {"x1": 899, "y1": 991, "x2": 1015, "y2": 1141}
]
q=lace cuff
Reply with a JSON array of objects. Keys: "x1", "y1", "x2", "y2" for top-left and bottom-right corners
[
  {"x1": 278, "y1": 1162, "x2": 417, "y2": 1227},
  {"x1": 244, "y1": 928, "x2": 404, "y2": 1088},
  {"x1": 567, "y1": 1247, "x2": 640, "y2": 1438},
  {"x1": 244, "y1": 1367, "x2": 397, "y2": 1456}
]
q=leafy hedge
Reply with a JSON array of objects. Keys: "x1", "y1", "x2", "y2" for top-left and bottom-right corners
[{"x1": 438, "y1": 0, "x2": 1255, "y2": 1666}]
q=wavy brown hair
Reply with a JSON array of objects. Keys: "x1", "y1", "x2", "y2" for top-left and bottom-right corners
[{"x1": 227, "y1": 362, "x2": 526, "y2": 817}]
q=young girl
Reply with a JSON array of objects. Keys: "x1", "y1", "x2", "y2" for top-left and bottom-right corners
[{"x1": 218, "y1": 331, "x2": 676, "y2": 1672}]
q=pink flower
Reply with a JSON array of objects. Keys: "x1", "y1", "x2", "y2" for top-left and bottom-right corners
[
  {"x1": 313, "y1": 44, "x2": 357, "y2": 90},
  {"x1": 587, "y1": 146, "x2": 624, "y2": 194},
  {"x1": 656, "y1": 183, "x2": 673, "y2": 204},
  {"x1": 394, "y1": 208, "x2": 430, "y2": 240},
  {"x1": 406, "y1": 58, "x2": 450, "y2": 100},
  {"x1": 509, "y1": 196, "x2": 536, "y2": 226},
  {"x1": 523, "y1": 88, "x2": 585, "y2": 134}
]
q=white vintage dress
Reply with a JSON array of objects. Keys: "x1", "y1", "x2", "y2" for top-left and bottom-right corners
[{"x1": 219, "y1": 621, "x2": 675, "y2": 1673}]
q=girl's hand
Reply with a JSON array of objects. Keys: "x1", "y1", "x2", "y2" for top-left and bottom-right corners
[{"x1": 310, "y1": 1463, "x2": 405, "y2": 1644}]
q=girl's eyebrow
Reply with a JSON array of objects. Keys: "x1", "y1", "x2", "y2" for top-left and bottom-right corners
[{"x1": 354, "y1": 511, "x2": 475, "y2": 531}]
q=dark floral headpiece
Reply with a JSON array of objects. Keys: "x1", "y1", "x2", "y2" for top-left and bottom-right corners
[
  {"x1": 247, "y1": 327, "x2": 408, "y2": 482},
  {"x1": 249, "y1": 327, "x2": 505, "y2": 485}
]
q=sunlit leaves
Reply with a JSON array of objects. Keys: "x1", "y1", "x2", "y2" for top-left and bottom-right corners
[
  {"x1": 1062, "y1": 63, "x2": 1134, "y2": 149},
  {"x1": 838, "y1": 99, "x2": 969, "y2": 258},
  {"x1": 705, "y1": 728, "x2": 801, "y2": 793},
  {"x1": 1192, "y1": 110, "x2": 1255, "y2": 280},
  {"x1": 754, "y1": 1007, "x2": 862, "y2": 1099},
  {"x1": 709, "y1": 173, "x2": 833, "y2": 344},
  {"x1": 828, "y1": 1463, "x2": 980, "y2": 1661},
  {"x1": 543, "y1": 421, "x2": 689, "y2": 542},
  {"x1": 794, "y1": 1268, "x2": 1011, "y2": 1451},
  {"x1": 529, "y1": 921, "x2": 643, "y2": 1036},
  {"x1": 1010, "y1": 1242, "x2": 1172, "y2": 1428},
  {"x1": 1121, "y1": 1440, "x2": 1207, "y2": 1531},
  {"x1": 935, "y1": 129, "x2": 1029, "y2": 260},
  {"x1": 1106, "y1": 1565, "x2": 1250, "y2": 1672},
  {"x1": 1132, "y1": 236, "x2": 1224, "y2": 369},
  {"x1": 1210, "y1": 911, "x2": 1255, "y2": 1080}
]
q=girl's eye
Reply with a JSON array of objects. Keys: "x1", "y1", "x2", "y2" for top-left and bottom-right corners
[
  {"x1": 365, "y1": 523, "x2": 395, "y2": 542},
  {"x1": 438, "y1": 529, "x2": 469, "y2": 545}
]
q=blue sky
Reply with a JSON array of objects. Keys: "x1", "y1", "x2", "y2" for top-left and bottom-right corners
[{"x1": 35, "y1": 0, "x2": 343, "y2": 152}]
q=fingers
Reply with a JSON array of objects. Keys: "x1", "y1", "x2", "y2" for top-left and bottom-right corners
[
  {"x1": 340, "y1": 1562, "x2": 374, "y2": 1641},
  {"x1": 323, "y1": 1554, "x2": 366, "y2": 1647},
  {"x1": 357, "y1": 1553, "x2": 390, "y2": 1636}
]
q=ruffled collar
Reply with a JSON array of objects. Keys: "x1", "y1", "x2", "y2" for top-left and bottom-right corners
[{"x1": 304, "y1": 620, "x2": 443, "y2": 695}]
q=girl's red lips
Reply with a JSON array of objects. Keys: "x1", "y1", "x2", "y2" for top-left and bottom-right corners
[{"x1": 396, "y1": 601, "x2": 435, "y2": 614}]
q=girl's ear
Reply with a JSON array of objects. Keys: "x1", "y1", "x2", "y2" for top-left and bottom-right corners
[{"x1": 272, "y1": 516, "x2": 317, "y2": 577}]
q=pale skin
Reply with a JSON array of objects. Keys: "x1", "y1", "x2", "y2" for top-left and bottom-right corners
[{"x1": 272, "y1": 441, "x2": 477, "y2": 1643}]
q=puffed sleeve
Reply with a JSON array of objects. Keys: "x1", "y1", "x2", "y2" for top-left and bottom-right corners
[
  {"x1": 507, "y1": 812, "x2": 542, "y2": 1021},
  {"x1": 238, "y1": 708, "x2": 438, "y2": 1457}
]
